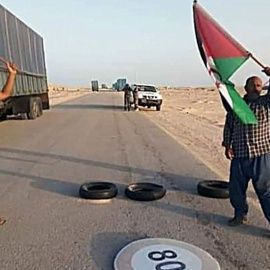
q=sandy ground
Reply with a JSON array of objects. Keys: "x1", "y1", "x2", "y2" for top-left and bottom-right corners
[
  {"x1": 48, "y1": 87, "x2": 90, "y2": 106},
  {"x1": 142, "y1": 87, "x2": 230, "y2": 180}
]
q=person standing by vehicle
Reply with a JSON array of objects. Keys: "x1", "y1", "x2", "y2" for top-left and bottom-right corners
[
  {"x1": 0, "y1": 61, "x2": 17, "y2": 226},
  {"x1": 222, "y1": 67, "x2": 270, "y2": 229},
  {"x1": 123, "y1": 83, "x2": 132, "y2": 111},
  {"x1": 133, "y1": 85, "x2": 139, "y2": 111}
]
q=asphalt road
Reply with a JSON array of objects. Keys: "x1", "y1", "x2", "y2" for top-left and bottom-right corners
[{"x1": 0, "y1": 92, "x2": 269, "y2": 270}]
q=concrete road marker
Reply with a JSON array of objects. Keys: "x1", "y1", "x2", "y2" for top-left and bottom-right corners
[{"x1": 114, "y1": 238, "x2": 220, "y2": 270}]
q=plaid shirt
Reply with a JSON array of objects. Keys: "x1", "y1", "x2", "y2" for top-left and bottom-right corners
[{"x1": 222, "y1": 93, "x2": 270, "y2": 157}]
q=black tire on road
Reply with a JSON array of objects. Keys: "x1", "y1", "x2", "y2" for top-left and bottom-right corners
[
  {"x1": 156, "y1": 105, "x2": 161, "y2": 111},
  {"x1": 197, "y1": 180, "x2": 229, "y2": 199},
  {"x1": 125, "y1": 182, "x2": 166, "y2": 201},
  {"x1": 79, "y1": 182, "x2": 118, "y2": 199}
]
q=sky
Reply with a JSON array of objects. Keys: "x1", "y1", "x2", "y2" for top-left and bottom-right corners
[{"x1": 1, "y1": 0, "x2": 270, "y2": 87}]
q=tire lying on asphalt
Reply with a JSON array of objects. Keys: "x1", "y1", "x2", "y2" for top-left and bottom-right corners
[
  {"x1": 79, "y1": 182, "x2": 118, "y2": 199},
  {"x1": 197, "y1": 180, "x2": 229, "y2": 199},
  {"x1": 125, "y1": 182, "x2": 166, "y2": 201}
]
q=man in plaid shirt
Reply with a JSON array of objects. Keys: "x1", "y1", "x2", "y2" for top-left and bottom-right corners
[{"x1": 222, "y1": 67, "x2": 270, "y2": 227}]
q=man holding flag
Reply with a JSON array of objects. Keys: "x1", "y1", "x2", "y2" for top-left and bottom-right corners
[
  {"x1": 223, "y1": 69, "x2": 270, "y2": 227},
  {"x1": 193, "y1": 1, "x2": 270, "y2": 230}
]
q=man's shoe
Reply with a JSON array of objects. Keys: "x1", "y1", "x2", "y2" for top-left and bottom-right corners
[{"x1": 228, "y1": 216, "x2": 247, "y2": 226}]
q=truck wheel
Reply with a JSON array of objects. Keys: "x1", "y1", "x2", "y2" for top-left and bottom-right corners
[
  {"x1": 156, "y1": 105, "x2": 161, "y2": 111},
  {"x1": 0, "y1": 114, "x2": 7, "y2": 121},
  {"x1": 36, "y1": 97, "x2": 43, "y2": 117},
  {"x1": 27, "y1": 97, "x2": 39, "y2": 119},
  {"x1": 147, "y1": 105, "x2": 151, "y2": 108}
]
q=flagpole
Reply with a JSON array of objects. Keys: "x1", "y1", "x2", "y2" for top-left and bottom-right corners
[{"x1": 248, "y1": 52, "x2": 266, "y2": 70}]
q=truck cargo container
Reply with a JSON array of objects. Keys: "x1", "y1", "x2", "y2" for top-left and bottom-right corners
[
  {"x1": 91, "y1": 80, "x2": 99, "y2": 92},
  {"x1": 113, "y1": 78, "x2": 127, "y2": 91},
  {"x1": 0, "y1": 4, "x2": 49, "y2": 120},
  {"x1": 101, "y1": 83, "x2": 108, "y2": 89},
  {"x1": 117, "y1": 78, "x2": 127, "y2": 91}
]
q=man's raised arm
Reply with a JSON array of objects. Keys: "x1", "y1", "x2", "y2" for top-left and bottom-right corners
[{"x1": 0, "y1": 62, "x2": 17, "y2": 101}]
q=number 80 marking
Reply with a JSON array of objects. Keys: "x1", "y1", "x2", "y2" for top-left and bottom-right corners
[{"x1": 148, "y1": 250, "x2": 186, "y2": 270}]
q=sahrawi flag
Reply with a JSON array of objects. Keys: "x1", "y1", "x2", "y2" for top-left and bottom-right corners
[{"x1": 193, "y1": 1, "x2": 257, "y2": 124}]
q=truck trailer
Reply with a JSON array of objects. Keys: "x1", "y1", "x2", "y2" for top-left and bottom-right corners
[
  {"x1": 91, "y1": 80, "x2": 99, "y2": 92},
  {"x1": 0, "y1": 4, "x2": 49, "y2": 120},
  {"x1": 115, "y1": 78, "x2": 127, "y2": 91}
]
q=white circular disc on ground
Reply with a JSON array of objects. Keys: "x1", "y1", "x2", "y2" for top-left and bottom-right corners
[{"x1": 114, "y1": 238, "x2": 220, "y2": 270}]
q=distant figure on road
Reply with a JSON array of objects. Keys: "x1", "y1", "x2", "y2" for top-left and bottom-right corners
[
  {"x1": 123, "y1": 83, "x2": 132, "y2": 111},
  {"x1": 0, "y1": 61, "x2": 17, "y2": 225},
  {"x1": 222, "y1": 66, "x2": 270, "y2": 230},
  {"x1": 133, "y1": 85, "x2": 139, "y2": 111}
]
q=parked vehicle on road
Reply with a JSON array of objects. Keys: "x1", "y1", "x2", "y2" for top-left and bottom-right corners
[
  {"x1": 91, "y1": 80, "x2": 99, "y2": 92},
  {"x1": 131, "y1": 84, "x2": 163, "y2": 111},
  {"x1": 0, "y1": 4, "x2": 49, "y2": 120}
]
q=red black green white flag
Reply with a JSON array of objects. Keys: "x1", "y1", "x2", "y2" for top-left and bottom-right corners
[{"x1": 193, "y1": 1, "x2": 257, "y2": 124}]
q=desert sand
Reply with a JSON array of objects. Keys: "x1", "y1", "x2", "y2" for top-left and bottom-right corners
[
  {"x1": 142, "y1": 87, "x2": 230, "y2": 180},
  {"x1": 48, "y1": 85, "x2": 90, "y2": 106}
]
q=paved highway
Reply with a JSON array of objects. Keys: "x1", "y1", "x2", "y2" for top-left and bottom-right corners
[{"x1": 0, "y1": 92, "x2": 269, "y2": 270}]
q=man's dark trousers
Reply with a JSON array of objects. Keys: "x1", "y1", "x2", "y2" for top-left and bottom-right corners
[{"x1": 229, "y1": 152, "x2": 270, "y2": 223}]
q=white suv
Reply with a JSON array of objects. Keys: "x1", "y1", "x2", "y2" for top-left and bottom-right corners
[{"x1": 131, "y1": 84, "x2": 163, "y2": 111}]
